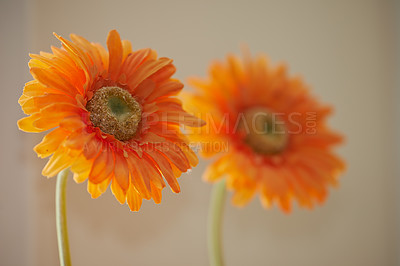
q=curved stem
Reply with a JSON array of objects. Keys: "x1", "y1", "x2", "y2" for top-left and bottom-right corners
[
  {"x1": 208, "y1": 179, "x2": 227, "y2": 266},
  {"x1": 56, "y1": 168, "x2": 71, "y2": 266}
]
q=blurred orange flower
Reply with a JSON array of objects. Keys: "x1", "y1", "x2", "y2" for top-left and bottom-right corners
[
  {"x1": 18, "y1": 30, "x2": 204, "y2": 211},
  {"x1": 186, "y1": 51, "x2": 345, "y2": 212}
]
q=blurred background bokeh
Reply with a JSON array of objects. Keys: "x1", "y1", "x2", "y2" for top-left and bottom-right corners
[{"x1": 1, "y1": 0, "x2": 399, "y2": 265}]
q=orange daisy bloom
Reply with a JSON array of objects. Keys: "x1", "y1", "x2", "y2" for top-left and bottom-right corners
[
  {"x1": 186, "y1": 52, "x2": 345, "y2": 212},
  {"x1": 18, "y1": 30, "x2": 204, "y2": 211}
]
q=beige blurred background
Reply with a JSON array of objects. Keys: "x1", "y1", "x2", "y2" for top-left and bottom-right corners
[{"x1": 1, "y1": 0, "x2": 399, "y2": 265}]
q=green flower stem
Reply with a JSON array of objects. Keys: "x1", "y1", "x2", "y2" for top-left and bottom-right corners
[
  {"x1": 208, "y1": 179, "x2": 227, "y2": 266},
  {"x1": 56, "y1": 168, "x2": 71, "y2": 266}
]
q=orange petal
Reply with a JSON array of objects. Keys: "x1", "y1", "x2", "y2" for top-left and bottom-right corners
[
  {"x1": 87, "y1": 181, "x2": 99, "y2": 198},
  {"x1": 59, "y1": 115, "x2": 86, "y2": 132},
  {"x1": 126, "y1": 153, "x2": 151, "y2": 200},
  {"x1": 126, "y1": 184, "x2": 143, "y2": 212},
  {"x1": 17, "y1": 113, "x2": 43, "y2": 132},
  {"x1": 147, "y1": 80, "x2": 183, "y2": 102},
  {"x1": 18, "y1": 94, "x2": 31, "y2": 107},
  {"x1": 121, "y1": 48, "x2": 151, "y2": 79},
  {"x1": 89, "y1": 144, "x2": 115, "y2": 184},
  {"x1": 284, "y1": 168, "x2": 313, "y2": 208},
  {"x1": 141, "y1": 155, "x2": 166, "y2": 190},
  {"x1": 82, "y1": 135, "x2": 102, "y2": 160},
  {"x1": 278, "y1": 197, "x2": 292, "y2": 213},
  {"x1": 22, "y1": 80, "x2": 67, "y2": 99},
  {"x1": 33, "y1": 117, "x2": 63, "y2": 131},
  {"x1": 231, "y1": 186, "x2": 256, "y2": 207},
  {"x1": 70, "y1": 34, "x2": 104, "y2": 73},
  {"x1": 145, "y1": 149, "x2": 180, "y2": 193},
  {"x1": 121, "y1": 40, "x2": 132, "y2": 61},
  {"x1": 293, "y1": 166, "x2": 326, "y2": 199},
  {"x1": 155, "y1": 98, "x2": 184, "y2": 112},
  {"x1": 133, "y1": 79, "x2": 156, "y2": 100},
  {"x1": 259, "y1": 187, "x2": 273, "y2": 209},
  {"x1": 149, "y1": 64, "x2": 176, "y2": 83},
  {"x1": 113, "y1": 151, "x2": 130, "y2": 191},
  {"x1": 29, "y1": 53, "x2": 85, "y2": 93},
  {"x1": 42, "y1": 147, "x2": 74, "y2": 177},
  {"x1": 180, "y1": 143, "x2": 199, "y2": 167},
  {"x1": 107, "y1": 30, "x2": 123, "y2": 80},
  {"x1": 157, "y1": 111, "x2": 206, "y2": 127},
  {"x1": 37, "y1": 103, "x2": 81, "y2": 126},
  {"x1": 50, "y1": 46, "x2": 83, "y2": 73},
  {"x1": 150, "y1": 182, "x2": 162, "y2": 204},
  {"x1": 28, "y1": 57, "x2": 50, "y2": 69},
  {"x1": 156, "y1": 142, "x2": 190, "y2": 172},
  {"x1": 64, "y1": 130, "x2": 94, "y2": 150},
  {"x1": 98, "y1": 178, "x2": 111, "y2": 194},
  {"x1": 53, "y1": 33, "x2": 91, "y2": 79},
  {"x1": 70, "y1": 154, "x2": 92, "y2": 183},
  {"x1": 30, "y1": 67, "x2": 79, "y2": 96},
  {"x1": 260, "y1": 166, "x2": 289, "y2": 202},
  {"x1": 110, "y1": 176, "x2": 126, "y2": 204},
  {"x1": 127, "y1": 58, "x2": 172, "y2": 90},
  {"x1": 140, "y1": 131, "x2": 166, "y2": 144},
  {"x1": 22, "y1": 93, "x2": 77, "y2": 115},
  {"x1": 20, "y1": 97, "x2": 37, "y2": 114},
  {"x1": 93, "y1": 43, "x2": 109, "y2": 71},
  {"x1": 203, "y1": 156, "x2": 230, "y2": 182},
  {"x1": 34, "y1": 127, "x2": 69, "y2": 158},
  {"x1": 169, "y1": 163, "x2": 182, "y2": 178},
  {"x1": 87, "y1": 177, "x2": 110, "y2": 198},
  {"x1": 87, "y1": 180, "x2": 108, "y2": 199},
  {"x1": 22, "y1": 81, "x2": 47, "y2": 97}
]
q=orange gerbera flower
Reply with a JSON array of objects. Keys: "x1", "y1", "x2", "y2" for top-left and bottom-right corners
[
  {"x1": 18, "y1": 30, "x2": 204, "y2": 211},
  {"x1": 186, "y1": 51, "x2": 345, "y2": 212}
]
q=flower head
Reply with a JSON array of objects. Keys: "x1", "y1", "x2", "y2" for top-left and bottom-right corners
[
  {"x1": 18, "y1": 30, "x2": 204, "y2": 211},
  {"x1": 186, "y1": 51, "x2": 345, "y2": 212}
]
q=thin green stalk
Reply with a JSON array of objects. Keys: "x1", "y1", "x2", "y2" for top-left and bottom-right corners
[
  {"x1": 208, "y1": 179, "x2": 227, "y2": 266},
  {"x1": 56, "y1": 168, "x2": 71, "y2": 266}
]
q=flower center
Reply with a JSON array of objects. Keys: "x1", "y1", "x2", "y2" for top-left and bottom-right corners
[
  {"x1": 240, "y1": 107, "x2": 288, "y2": 155},
  {"x1": 86, "y1": 86, "x2": 141, "y2": 141}
]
